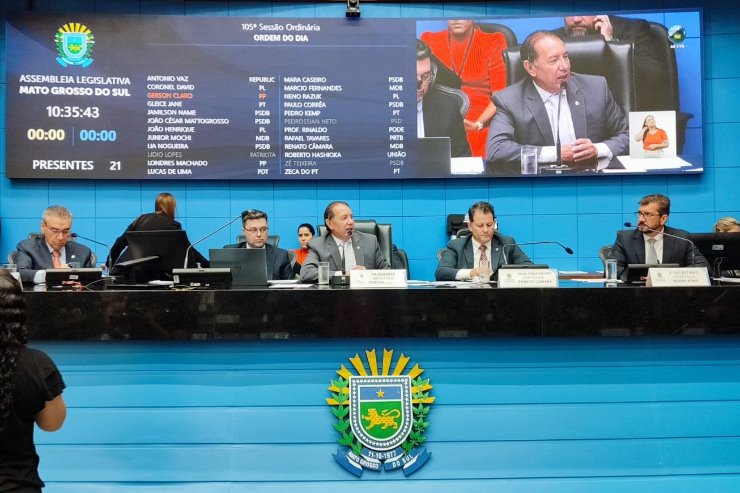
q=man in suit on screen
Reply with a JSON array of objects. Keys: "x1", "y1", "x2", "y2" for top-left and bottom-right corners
[
  {"x1": 485, "y1": 31, "x2": 628, "y2": 175},
  {"x1": 300, "y1": 201, "x2": 389, "y2": 283}
]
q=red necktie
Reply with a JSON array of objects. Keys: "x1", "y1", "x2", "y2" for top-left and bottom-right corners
[{"x1": 52, "y1": 250, "x2": 61, "y2": 268}]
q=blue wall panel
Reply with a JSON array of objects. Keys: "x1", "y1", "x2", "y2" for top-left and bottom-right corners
[{"x1": 28, "y1": 337, "x2": 740, "y2": 491}]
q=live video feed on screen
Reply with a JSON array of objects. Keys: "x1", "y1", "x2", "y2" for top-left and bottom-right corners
[
  {"x1": 5, "y1": 10, "x2": 701, "y2": 181},
  {"x1": 416, "y1": 9, "x2": 703, "y2": 177}
]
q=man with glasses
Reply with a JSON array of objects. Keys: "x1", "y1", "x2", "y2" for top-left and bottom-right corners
[
  {"x1": 224, "y1": 210, "x2": 292, "y2": 280},
  {"x1": 611, "y1": 193, "x2": 707, "y2": 281},
  {"x1": 16, "y1": 205, "x2": 94, "y2": 284},
  {"x1": 416, "y1": 39, "x2": 471, "y2": 158}
]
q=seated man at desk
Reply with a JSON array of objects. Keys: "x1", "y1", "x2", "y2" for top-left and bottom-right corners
[
  {"x1": 612, "y1": 193, "x2": 708, "y2": 281},
  {"x1": 436, "y1": 201, "x2": 532, "y2": 281},
  {"x1": 224, "y1": 209, "x2": 292, "y2": 281},
  {"x1": 16, "y1": 205, "x2": 94, "y2": 284},
  {"x1": 300, "y1": 201, "x2": 390, "y2": 282},
  {"x1": 485, "y1": 31, "x2": 628, "y2": 175}
]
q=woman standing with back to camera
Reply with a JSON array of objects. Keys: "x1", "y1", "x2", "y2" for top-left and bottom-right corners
[{"x1": 0, "y1": 269, "x2": 66, "y2": 492}]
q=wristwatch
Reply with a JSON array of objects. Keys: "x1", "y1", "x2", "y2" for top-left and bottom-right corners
[{"x1": 475, "y1": 121, "x2": 484, "y2": 131}]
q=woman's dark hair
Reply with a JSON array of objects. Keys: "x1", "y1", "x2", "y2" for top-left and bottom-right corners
[
  {"x1": 0, "y1": 269, "x2": 28, "y2": 432},
  {"x1": 154, "y1": 193, "x2": 177, "y2": 218},
  {"x1": 641, "y1": 115, "x2": 654, "y2": 142},
  {"x1": 297, "y1": 223, "x2": 315, "y2": 235}
]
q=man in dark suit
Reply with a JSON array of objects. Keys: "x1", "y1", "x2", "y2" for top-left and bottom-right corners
[
  {"x1": 436, "y1": 201, "x2": 532, "y2": 281},
  {"x1": 417, "y1": 39, "x2": 471, "y2": 158},
  {"x1": 612, "y1": 194, "x2": 708, "y2": 281},
  {"x1": 486, "y1": 31, "x2": 628, "y2": 175},
  {"x1": 300, "y1": 201, "x2": 390, "y2": 283},
  {"x1": 224, "y1": 210, "x2": 292, "y2": 281},
  {"x1": 16, "y1": 205, "x2": 94, "y2": 284},
  {"x1": 553, "y1": 15, "x2": 670, "y2": 111}
]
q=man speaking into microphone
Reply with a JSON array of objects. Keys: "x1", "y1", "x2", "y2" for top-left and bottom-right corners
[
  {"x1": 611, "y1": 193, "x2": 708, "y2": 281},
  {"x1": 436, "y1": 201, "x2": 532, "y2": 281},
  {"x1": 485, "y1": 31, "x2": 628, "y2": 175},
  {"x1": 300, "y1": 201, "x2": 389, "y2": 283}
]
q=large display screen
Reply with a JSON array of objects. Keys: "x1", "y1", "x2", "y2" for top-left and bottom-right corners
[{"x1": 5, "y1": 10, "x2": 702, "y2": 180}]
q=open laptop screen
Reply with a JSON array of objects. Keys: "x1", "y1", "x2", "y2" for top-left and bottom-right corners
[{"x1": 209, "y1": 248, "x2": 268, "y2": 287}]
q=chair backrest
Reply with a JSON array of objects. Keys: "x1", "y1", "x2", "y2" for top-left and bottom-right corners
[
  {"x1": 8, "y1": 251, "x2": 18, "y2": 264},
  {"x1": 318, "y1": 219, "x2": 393, "y2": 266},
  {"x1": 644, "y1": 22, "x2": 679, "y2": 111},
  {"x1": 476, "y1": 22, "x2": 518, "y2": 47},
  {"x1": 504, "y1": 36, "x2": 635, "y2": 115},
  {"x1": 235, "y1": 235, "x2": 280, "y2": 247},
  {"x1": 437, "y1": 247, "x2": 447, "y2": 262},
  {"x1": 598, "y1": 244, "x2": 614, "y2": 269}
]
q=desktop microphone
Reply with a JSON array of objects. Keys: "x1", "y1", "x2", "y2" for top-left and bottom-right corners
[
  {"x1": 501, "y1": 240, "x2": 573, "y2": 265},
  {"x1": 183, "y1": 212, "x2": 246, "y2": 268},
  {"x1": 70, "y1": 233, "x2": 112, "y2": 271},
  {"x1": 555, "y1": 81, "x2": 565, "y2": 165},
  {"x1": 624, "y1": 222, "x2": 696, "y2": 267}
]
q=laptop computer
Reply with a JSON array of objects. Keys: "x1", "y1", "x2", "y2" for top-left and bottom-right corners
[
  {"x1": 416, "y1": 137, "x2": 452, "y2": 178},
  {"x1": 209, "y1": 248, "x2": 268, "y2": 287}
]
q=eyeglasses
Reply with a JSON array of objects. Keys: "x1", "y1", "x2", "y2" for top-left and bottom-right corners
[
  {"x1": 635, "y1": 211, "x2": 663, "y2": 219},
  {"x1": 244, "y1": 227, "x2": 268, "y2": 234},
  {"x1": 44, "y1": 224, "x2": 71, "y2": 236},
  {"x1": 416, "y1": 71, "x2": 432, "y2": 89}
]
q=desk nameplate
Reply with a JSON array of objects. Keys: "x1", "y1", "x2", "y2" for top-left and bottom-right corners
[{"x1": 646, "y1": 267, "x2": 710, "y2": 287}]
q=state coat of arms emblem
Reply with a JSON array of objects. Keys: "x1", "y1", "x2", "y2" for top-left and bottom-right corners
[{"x1": 327, "y1": 348, "x2": 434, "y2": 477}]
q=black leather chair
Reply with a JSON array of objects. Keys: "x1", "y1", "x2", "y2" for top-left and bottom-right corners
[
  {"x1": 476, "y1": 22, "x2": 518, "y2": 47},
  {"x1": 317, "y1": 219, "x2": 409, "y2": 277},
  {"x1": 645, "y1": 22, "x2": 692, "y2": 152},
  {"x1": 503, "y1": 36, "x2": 635, "y2": 116}
]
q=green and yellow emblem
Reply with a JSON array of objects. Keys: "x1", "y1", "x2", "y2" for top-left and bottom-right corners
[
  {"x1": 55, "y1": 22, "x2": 95, "y2": 67},
  {"x1": 327, "y1": 348, "x2": 434, "y2": 477}
]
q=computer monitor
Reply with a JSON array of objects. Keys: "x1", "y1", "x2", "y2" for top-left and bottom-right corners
[
  {"x1": 45, "y1": 268, "x2": 104, "y2": 290},
  {"x1": 117, "y1": 230, "x2": 194, "y2": 283},
  {"x1": 689, "y1": 232, "x2": 740, "y2": 277}
]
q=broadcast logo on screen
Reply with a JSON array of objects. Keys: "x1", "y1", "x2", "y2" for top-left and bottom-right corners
[
  {"x1": 327, "y1": 349, "x2": 434, "y2": 477},
  {"x1": 55, "y1": 22, "x2": 95, "y2": 67},
  {"x1": 668, "y1": 25, "x2": 686, "y2": 49}
]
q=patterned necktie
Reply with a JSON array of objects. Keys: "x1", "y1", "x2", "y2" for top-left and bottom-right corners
[
  {"x1": 646, "y1": 238, "x2": 658, "y2": 265},
  {"x1": 479, "y1": 244, "x2": 488, "y2": 266},
  {"x1": 52, "y1": 250, "x2": 61, "y2": 268}
]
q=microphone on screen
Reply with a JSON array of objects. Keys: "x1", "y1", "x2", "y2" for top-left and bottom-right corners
[
  {"x1": 70, "y1": 233, "x2": 112, "y2": 272},
  {"x1": 501, "y1": 240, "x2": 573, "y2": 265},
  {"x1": 184, "y1": 212, "x2": 246, "y2": 268},
  {"x1": 624, "y1": 222, "x2": 696, "y2": 266}
]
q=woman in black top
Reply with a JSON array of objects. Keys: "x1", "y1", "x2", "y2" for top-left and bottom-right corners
[
  {"x1": 108, "y1": 192, "x2": 208, "y2": 273},
  {"x1": 0, "y1": 269, "x2": 66, "y2": 492}
]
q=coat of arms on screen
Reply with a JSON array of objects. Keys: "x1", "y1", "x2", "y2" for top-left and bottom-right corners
[
  {"x1": 327, "y1": 348, "x2": 434, "y2": 477},
  {"x1": 55, "y1": 22, "x2": 95, "y2": 67}
]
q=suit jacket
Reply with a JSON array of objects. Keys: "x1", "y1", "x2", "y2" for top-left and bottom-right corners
[
  {"x1": 486, "y1": 72, "x2": 628, "y2": 175},
  {"x1": 300, "y1": 230, "x2": 390, "y2": 282},
  {"x1": 435, "y1": 233, "x2": 533, "y2": 281},
  {"x1": 16, "y1": 236, "x2": 94, "y2": 283},
  {"x1": 423, "y1": 87, "x2": 472, "y2": 158},
  {"x1": 612, "y1": 226, "x2": 709, "y2": 281},
  {"x1": 222, "y1": 242, "x2": 293, "y2": 281},
  {"x1": 553, "y1": 15, "x2": 671, "y2": 111}
]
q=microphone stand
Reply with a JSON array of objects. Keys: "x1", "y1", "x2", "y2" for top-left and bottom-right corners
[
  {"x1": 184, "y1": 213, "x2": 246, "y2": 268},
  {"x1": 502, "y1": 240, "x2": 574, "y2": 265},
  {"x1": 70, "y1": 233, "x2": 112, "y2": 273}
]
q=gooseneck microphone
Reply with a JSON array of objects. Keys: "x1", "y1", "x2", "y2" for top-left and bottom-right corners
[
  {"x1": 501, "y1": 240, "x2": 573, "y2": 265},
  {"x1": 184, "y1": 212, "x2": 246, "y2": 268},
  {"x1": 71, "y1": 233, "x2": 112, "y2": 272},
  {"x1": 624, "y1": 222, "x2": 696, "y2": 267},
  {"x1": 555, "y1": 81, "x2": 565, "y2": 165}
]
